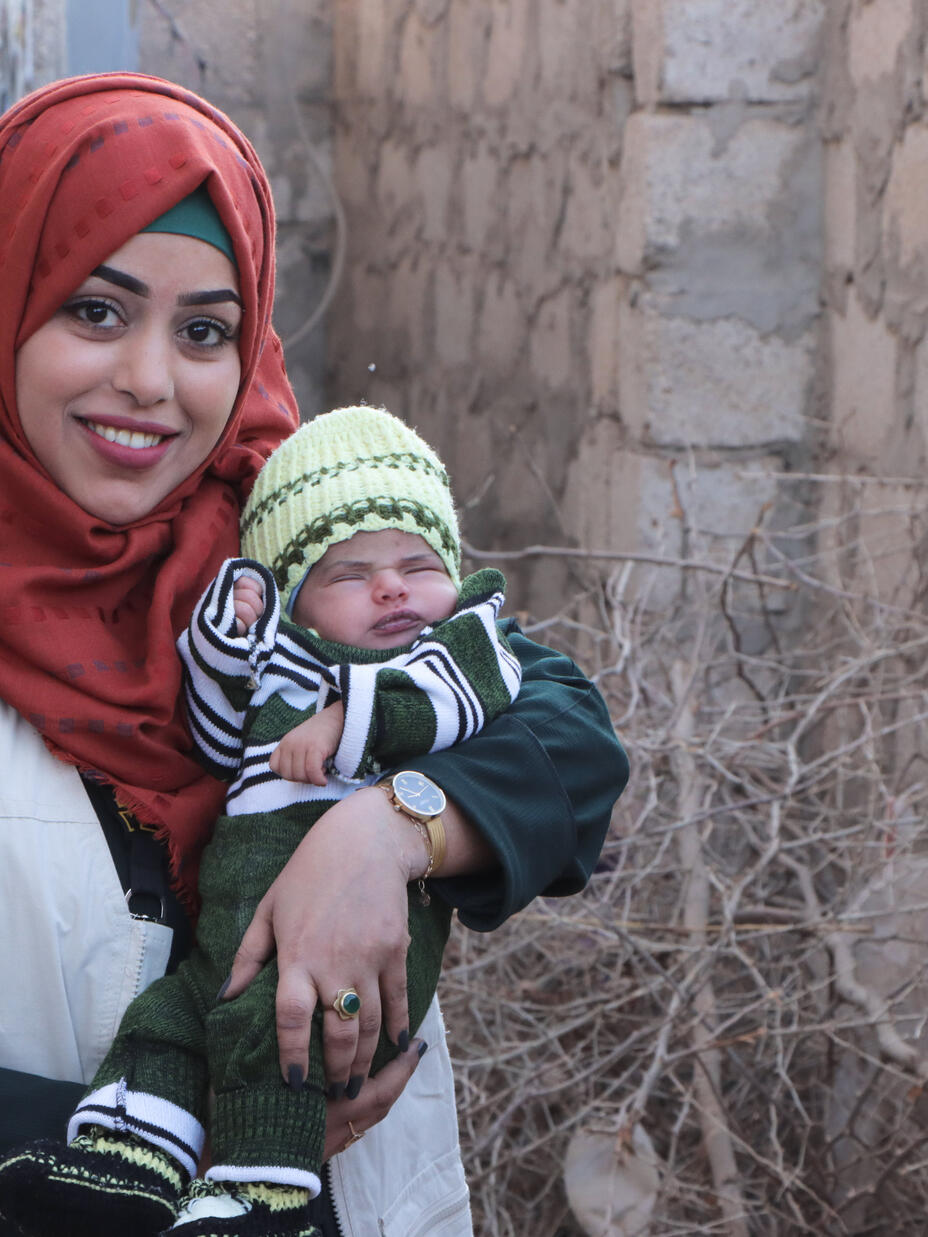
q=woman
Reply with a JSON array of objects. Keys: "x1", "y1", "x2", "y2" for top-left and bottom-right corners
[{"x1": 0, "y1": 72, "x2": 628, "y2": 1236}]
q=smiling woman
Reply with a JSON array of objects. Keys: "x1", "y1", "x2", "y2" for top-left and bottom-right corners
[{"x1": 16, "y1": 231, "x2": 243, "y2": 526}]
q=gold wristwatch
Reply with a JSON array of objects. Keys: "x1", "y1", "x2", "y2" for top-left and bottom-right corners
[{"x1": 378, "y1": 771, "x2": 447, "y2": 904}]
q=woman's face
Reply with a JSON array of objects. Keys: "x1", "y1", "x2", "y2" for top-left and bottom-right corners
[{"x1": 15, "y1": 231, "x2": 242, "y2": 525}]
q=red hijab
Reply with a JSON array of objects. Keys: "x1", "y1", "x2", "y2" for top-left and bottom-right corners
[{"x1": 0, "y1": 73, "x2": 298, "y2": 903}]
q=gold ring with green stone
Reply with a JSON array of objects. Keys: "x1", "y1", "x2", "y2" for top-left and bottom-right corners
[{"x1": 333, "y1": 988, "x2": 362, "y2": 1020}]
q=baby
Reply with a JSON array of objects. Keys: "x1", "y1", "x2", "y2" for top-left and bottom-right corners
[{"x1": 0, "y1": 406, "x2": 520, "y2": 1237}]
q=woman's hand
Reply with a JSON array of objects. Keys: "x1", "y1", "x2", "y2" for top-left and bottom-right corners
[
  {"x1": 221, "y1": 785, "x2": 430, "y2": 1095},
  {"x1": 322, "y1": 1038, "x2": 428, "y2": 1161}
]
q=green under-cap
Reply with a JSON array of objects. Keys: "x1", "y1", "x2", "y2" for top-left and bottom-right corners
[{"x1": 140, "y1": 184, "x2": 236, "y2": 266}]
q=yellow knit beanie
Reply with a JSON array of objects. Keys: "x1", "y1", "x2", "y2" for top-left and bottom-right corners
[{"x1": 240, "y1": 405, "x2": 461, "y2": 608}]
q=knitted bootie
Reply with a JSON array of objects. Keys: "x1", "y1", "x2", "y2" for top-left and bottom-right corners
[
  {"x1": 165, "y1": 1179, "x2": 319, "y2": 1236},
  {"x1": 0, "y1": 1129, "x2": 185, "y2": 1237}
]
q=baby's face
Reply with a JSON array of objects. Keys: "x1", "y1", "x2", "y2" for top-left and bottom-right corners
[{"x1": 292, "y1": 528, "x2": 458, "y2": 649}]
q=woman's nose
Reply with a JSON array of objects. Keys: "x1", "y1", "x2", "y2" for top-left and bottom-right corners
[{"x1": 112, "y1": 330, "x2": 175, "y2": 406}]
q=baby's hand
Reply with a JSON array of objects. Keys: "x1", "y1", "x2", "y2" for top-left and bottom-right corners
[
  {"x1": 270, "y1": 700, "x2": 346, "y2": 785},
  {"x1": 233, "y1": 574, "x2": 265, "y2": 635}
]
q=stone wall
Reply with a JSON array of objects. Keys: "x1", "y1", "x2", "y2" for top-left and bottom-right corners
[
  {"x1": 821, "y1": 0, "x2": 928, "y2": 607},
  {"x1": 328, "y1": 0, "x2": 826, "y2": 616},
  {"x1": 139, "y1": 0, "x2": 334, "y2": 422}
]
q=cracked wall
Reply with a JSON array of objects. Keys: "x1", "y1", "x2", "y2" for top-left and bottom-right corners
[{"x1": 328, "y1": 0, "x2": 826, "y2": 616}]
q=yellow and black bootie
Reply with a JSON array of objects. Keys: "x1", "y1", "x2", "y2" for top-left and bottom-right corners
[
  {"x1": 0, "y1": 1128, "x2": 185, "y2": 1236},
  {"x1": 163, "y1": 1179, "x2": 320, "y2": 1236}
]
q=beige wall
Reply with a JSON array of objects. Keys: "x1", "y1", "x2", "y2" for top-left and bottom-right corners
[
  {"x1": 821, "y1": 0, "x2": 928, "y2": 608},
  {"x1": 139, "y1": 0, "x2": 335, "y2": 423},
  {"x1": 328, "y1": 0, "x2": 826, "y2": 616}
]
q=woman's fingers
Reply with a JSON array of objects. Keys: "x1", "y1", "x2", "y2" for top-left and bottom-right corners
[
  {"x1": 322, "y1": 1039, "x2": 427, "y2": 1161},
  {"x1": 221, "y1": 899, "x2": 276, "y2": 1001},
  {"x1": 275, "y1": 967, "x2": 318, "y2": 1087}
]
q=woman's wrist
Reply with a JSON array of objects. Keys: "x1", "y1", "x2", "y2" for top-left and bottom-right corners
[{"x1": 360, "y1": 785, "x2": 432, "y2": 884}]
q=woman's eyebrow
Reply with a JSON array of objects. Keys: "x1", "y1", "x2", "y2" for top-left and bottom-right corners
[
  {"x1": 178, "y1": 289, "x2": 243, "y2": 309},
  {"x1": 93, "y1": 264, "x2": 147, "y2": 296},
  {"x1": 90, "y1": 265, "x2": 242, "y2": 310}
]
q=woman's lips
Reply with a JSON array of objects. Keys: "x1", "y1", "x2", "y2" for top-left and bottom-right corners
[{"x1": 77, "y1": 416, "x2": 176, "y2": 468}]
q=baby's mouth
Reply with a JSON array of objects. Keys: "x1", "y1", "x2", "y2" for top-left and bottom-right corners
[{"x1": 374, "y1": 610, "x2": 422, "y2": 631}]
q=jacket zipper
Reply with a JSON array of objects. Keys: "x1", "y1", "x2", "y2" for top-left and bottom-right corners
[{"x1": 324, "y1": 1161, "x2": 346, "y2": 1237}]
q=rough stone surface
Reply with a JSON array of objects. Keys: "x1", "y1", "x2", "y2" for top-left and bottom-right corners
[
  {"x1": 619, "y1": 297, "x2": 813, "y2": 447},
  {"x1": 633, "y1": 0, "x2": 823, "y2": 105},
  {"x1": 829, "y1": 293, "x2": 898, "y2": 464}
]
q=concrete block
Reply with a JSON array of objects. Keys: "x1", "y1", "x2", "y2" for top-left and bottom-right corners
[
  {"x1": 617, "y1": 112, "x2": 808, "y2": 272},
  {"x1": 483, "y1": 0, "x2": 530, "y2": 108},
  {"x1": 478, "y1": 275, "x2": 524, "y2": 371},
  {"x1": 825, "y1": 139, "x2": 857, "y2": 276},
  {"x1": 632, "y1": 0, "x2": 822, "y2": 106},
  {"x1": 829, "y1": 294, "x2": 897, "y2": 463},
  {"x1": 434, "y1": 264, "x2": 475, "y2": 366},
  {"x1": 883, "y1": 122, "x2": 928, "y2": 267},
  {"x1": 562, "y1": 431, "x2": 783, "y2": 608},
  {"x1": 529, "y1": 288, "x2": 573, "y2": 389},
  {"x1": 848, "y1": 0, "x2": 914, "y2": 87},
  {"x1": 618, "y1": 295, "x2": 812, "y2": 447}
]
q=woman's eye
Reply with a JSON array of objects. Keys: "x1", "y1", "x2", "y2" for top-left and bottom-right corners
[
  {"x1": 68, "y1": 298, "x2": 121, "y2": 328},
  {"x1": 180, "y1": 318, "x2": 234, "y2": 349}
]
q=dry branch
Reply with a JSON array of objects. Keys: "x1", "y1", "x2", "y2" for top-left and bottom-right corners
[{"x1": 442, "y1": 475, "x2": 928, "y2": 1235}]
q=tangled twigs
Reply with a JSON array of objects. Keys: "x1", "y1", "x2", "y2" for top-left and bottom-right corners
[{"x1": 443, "y1": 476, "x2": 928, "y2": 1235}]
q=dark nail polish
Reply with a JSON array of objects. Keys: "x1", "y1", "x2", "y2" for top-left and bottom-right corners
[
  {"x1": 216, "y1": 974, "x2": 232, "y2": 1001},
  {"x1": 327, "y1": 1081, "x2": 346, "y2": 1101},
  {"x1": 417, "y1": 1040, "x2": 428, "y2": 1059},
  {"x1": 398, "y1": 1028, "x2": 410, "y2": 1053},
  {"x1": 346, "y1": 1074, "x2": 364, "y2": 1100},
  {"x1": 287, "y1": 1065, "x2": 304, "y2": 1093}
]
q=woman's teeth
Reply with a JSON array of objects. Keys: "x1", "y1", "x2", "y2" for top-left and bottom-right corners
[{"x1": 86, "y1": 420, "x2": 164, "y2": 449}]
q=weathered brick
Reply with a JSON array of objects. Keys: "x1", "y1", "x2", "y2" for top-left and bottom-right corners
[
  {"x1": 483, "y1": 0, "x2": 530, "y2": 107},
  {"x1": 447, "y1": 1, "x2": 479, "y2": 109},
  {"x1": 632, "y1": 0, "x2": 823, "y2": 106},
  {"x1": 618, "y1": 296, "x2": 812, "y2": 447},
  {"x1": 848, "y1": 0, "x2": 914, "y2": 87},
  {"x1": 415, "y1": 146, "x2": 453, "y2": 242},
  {"x1": 462, "y1": 142, "x2": 499, "y2": 251},
  {"x1": 561, "y1": 152, "x2": 614, "y2": 262},
  {"x1": 355, "y1": 0, "x2": 388, "y2": 96},
  {"x1": 825, "y1": 139, "x2": 857, "y2": 276},
  {"x1": 829, "y1": 294, "x2": 897, "y2": 463},
  {"x1": 478, "y1": 274, "x2": 524, "y2": 370},
  {"x1": 617, "y1": 112, "x2": 808, "y2": 272},
  {"x1": 434, "y1": 264, "x2": 475, "y2": 366},
  {"x1": 529, "y1": 288, "x2": 572, "y2": 389},
  {"x1": 399, "y1": 8, "x2": 436, "y2": 106},
  {"x1": 590, "y1": 277, "x2": 622, "y2": 408},
  {"x1": 883, "y1": 122, "x2": 928, "y2": 267}
]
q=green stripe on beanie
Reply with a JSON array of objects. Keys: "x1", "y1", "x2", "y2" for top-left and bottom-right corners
[{"x1": 241, "y1": 406, "x2": 462, "y2": 608}]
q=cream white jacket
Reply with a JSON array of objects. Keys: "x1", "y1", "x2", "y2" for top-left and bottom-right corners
[{"x1": 0, "y1": 700, "x2": 473, "y2": 1235}]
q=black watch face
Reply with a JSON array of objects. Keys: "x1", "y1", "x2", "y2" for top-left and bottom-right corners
[{"x1": 393, "y1": 770, "x2": 445, "y2": 817}]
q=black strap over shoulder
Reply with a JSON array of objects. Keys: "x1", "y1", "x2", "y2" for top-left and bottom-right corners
[{"x1": 80, "y1": 775, "x2": 193, "y2": 973}]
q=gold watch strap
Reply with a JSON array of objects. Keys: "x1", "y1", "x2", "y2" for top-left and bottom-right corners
[{"x1": 377, "y1": 779, "x2": 447, "y2": 893}]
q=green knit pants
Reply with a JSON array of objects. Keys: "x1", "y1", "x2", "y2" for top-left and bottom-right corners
[{"x1": 89, "y1": 809, "x2": 451, "y2": 1177}]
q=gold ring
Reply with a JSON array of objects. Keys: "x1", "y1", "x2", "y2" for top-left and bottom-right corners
[
  {"x1": 332, "y1": 988, "x2": 362, "y2": 1020},
  {"x1": 342, "y1": 1120, "x2": 364, "y2": 1151}
]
